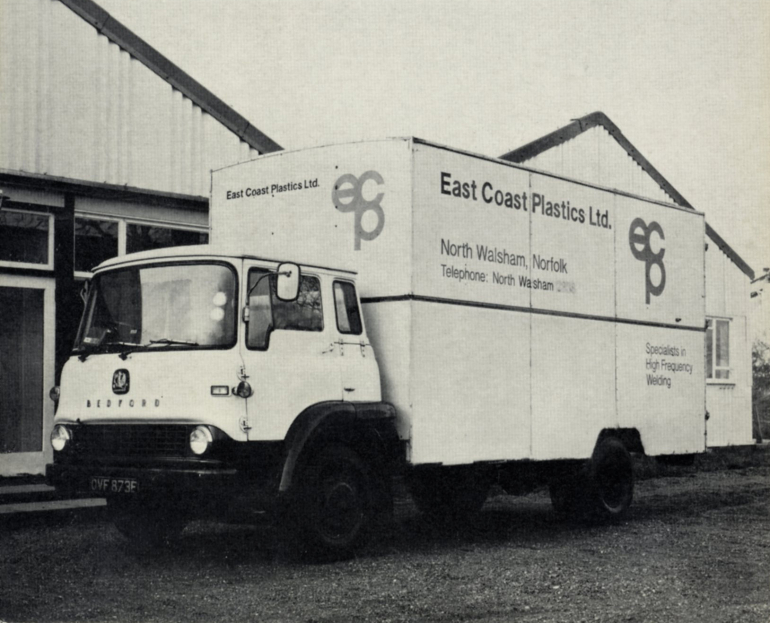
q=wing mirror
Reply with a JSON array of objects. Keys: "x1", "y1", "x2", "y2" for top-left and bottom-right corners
[{"x1": 276, "y1": 262, "x2": 300, "y2": 302}]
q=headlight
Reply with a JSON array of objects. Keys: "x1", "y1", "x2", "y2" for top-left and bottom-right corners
[
  {"x1": 189, "y1": 426, "x2": 214, "y2": 456},
  {"x1": 50, "y1": 425, "x2": 71, "y2": 452}
]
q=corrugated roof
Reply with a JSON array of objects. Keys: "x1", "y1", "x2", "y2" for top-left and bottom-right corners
[
  {"x1": 58, "y1": 0, "x2": 282, "y2": 155},
  {"x1": 500, "y1": 112, "x2": 754, "y2": 280}
]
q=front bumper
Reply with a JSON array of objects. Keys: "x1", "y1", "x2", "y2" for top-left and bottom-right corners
[{"x1": 46, "y1": 462, "x2": 240, "y2": 498}]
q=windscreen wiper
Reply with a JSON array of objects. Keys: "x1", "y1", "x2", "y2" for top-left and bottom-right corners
[
  {"x1": 148, "y1": 338, "x2": 200, "y2": 347},
  {"x1": 115, "y1": 338, "x2": 200, "y2": 360}
]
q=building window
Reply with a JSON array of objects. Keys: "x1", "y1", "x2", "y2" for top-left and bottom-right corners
[
  {"x1": 75, "y1": 217, "x2": 118, "y2": 273},
  {"x1": 0, "y1": 208, "x2": 53, "y2": 268},
  {"x1": 127, "y1": 224, "x2": 208, "y2": 254},
  {"x1": 73, "y1": 216, "x2": 209, "y2": 276},
  {"x1": 705, "y1": 318, "x2": 730, "y2": 380}
]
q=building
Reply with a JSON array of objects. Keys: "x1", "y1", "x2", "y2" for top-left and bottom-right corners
[
  {"x1": 0, "y1": 0, "x2": 280, "y2": 476},
  {"x1": 500, "y1": 112, "x2": 755, "y2": 448}
]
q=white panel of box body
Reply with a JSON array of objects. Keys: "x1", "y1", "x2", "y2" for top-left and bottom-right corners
[
  {"x1": 360, "y1": 300, "x2": 414, "y2": 440},
  {"x1": 409, "y1": 301, "x2": 531, "y2": 465},
  {"x1": 615, "y1": 324, "x2": 705, "y2": 454},
  {"x1": 613, "y1": 195, "x2": 706, "y2": 455},
  {"x1": 528, "y1": 176, "x2": 616, "y2": 318},
  {"x1": 615, "y1": 195, "x2": 705, "y2": 328},
  {"x1": 530, "y1": 315, "x2": 617, "y2": 460},
  {"x1": 411, "y1": 144, "x2": 531, "y2": 308},
  {"x1": 409, "y1": 145, "x2": 532, "y2": 464},
  {"x1": 210, "y1": 139, "x2": 414, "y2": 299}
]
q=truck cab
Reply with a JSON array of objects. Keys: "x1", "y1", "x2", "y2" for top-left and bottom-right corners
[{"x1": 47, "y1": 245, "x2": 398, "y2": 557}]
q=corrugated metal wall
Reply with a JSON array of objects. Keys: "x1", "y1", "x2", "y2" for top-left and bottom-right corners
[
  {"x1": 0, "y1": 0, "x2": 260, "y2": 197},
  {"x1": 520, "y1": 126, "x2": 673, "y2": 205}
]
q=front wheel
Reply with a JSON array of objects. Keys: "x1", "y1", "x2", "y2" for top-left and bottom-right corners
[{"x1": 291, "y1": 444, "x2": 373, "y2": 560}]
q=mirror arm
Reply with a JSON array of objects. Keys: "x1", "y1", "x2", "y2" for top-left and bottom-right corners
[
  {"x1": 246, "y1": 269, "x2": 293, "y2": 299},
  {"x1": 246, "y1": 272, "x2": 271, "y2": 299}
]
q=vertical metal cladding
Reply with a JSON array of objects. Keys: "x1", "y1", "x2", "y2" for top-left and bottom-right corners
[
  {"x1": 521, "y1": 127, "x2": 674, "y2": 205},
  {"x1": 0, "y1": 0, "x2": 260, "y2": 197}
]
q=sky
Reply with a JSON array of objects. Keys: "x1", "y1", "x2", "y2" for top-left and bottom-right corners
[{"x1": 97, "y1": 0, "x2": 770, "y2": 275}]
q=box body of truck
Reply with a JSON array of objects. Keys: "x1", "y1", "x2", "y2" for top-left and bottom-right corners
[{"x1": 211, "y1": 137, "x2": 706, "y2": 466}]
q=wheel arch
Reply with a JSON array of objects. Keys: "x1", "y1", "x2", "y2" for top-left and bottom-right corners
[
  {"x1": 595, "y1": 427, "x2": 645, "y2": 455},
  {"x1": 279, "y1": 401, "x2": 400, "y2": 494}
]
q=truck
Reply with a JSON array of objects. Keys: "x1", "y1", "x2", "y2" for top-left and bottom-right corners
[{"x1": 47, "y1": 138, "x2": 706, "y2": 558}]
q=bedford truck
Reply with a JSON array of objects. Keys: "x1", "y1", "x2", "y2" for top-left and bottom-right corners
[{"x1": 47, "y1": 138, "x2": 706, "y2": 558}]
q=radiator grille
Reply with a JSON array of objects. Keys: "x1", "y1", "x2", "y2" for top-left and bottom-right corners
[{"x1": 71, "y1": 425, "x2": 190, "y2": 458}]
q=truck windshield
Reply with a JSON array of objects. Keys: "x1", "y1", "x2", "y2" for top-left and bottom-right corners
[{"x1": 74, "y1": 262, "x2": 237, "y2": 354}]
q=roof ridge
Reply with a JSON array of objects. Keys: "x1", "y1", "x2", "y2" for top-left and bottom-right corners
[{"x1": 500, "y1": 112, "x2": 753, "y2": 279}]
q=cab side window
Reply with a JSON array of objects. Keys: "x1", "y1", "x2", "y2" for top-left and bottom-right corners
[
  {"x1": 274, "y1": 275, "x2": 323, "y2": 332},
  {"x1": 333, "y1": 281, "x2": 362, "y2": 335},
  {"x1": 247, "y1": 270, "x2": 323, "y2": 350}
]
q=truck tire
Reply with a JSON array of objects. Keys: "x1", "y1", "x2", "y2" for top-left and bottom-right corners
[
  {"x1": 588, "y1": 437, "x2": 634, "y2": 521},
  {"x1": 292, "y1": 444, "x2": 373, "y2": 560},
  {"x1": 409, "y1": 467, "x2": 490, "y2": 523},
  {"x1": 107, "y1": 497, "x2": 186, "y2": 548}
]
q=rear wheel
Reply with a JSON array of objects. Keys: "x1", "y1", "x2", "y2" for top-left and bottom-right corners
[
  {"x1": 548, "y1": 439, "x2": 634, "y2": 522},
  {"x1": 292, "y1": 444, "x2": 373, "y2": 560},
  {"x1": 588, "y1": 438, "x2": 634, "y2": 521}
]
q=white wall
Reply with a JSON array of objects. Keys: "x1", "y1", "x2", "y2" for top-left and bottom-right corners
[{"x1": 705, "y1": 241, "x2": 753, "y2": 446}]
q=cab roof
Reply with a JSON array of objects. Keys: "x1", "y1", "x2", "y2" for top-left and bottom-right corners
[{"x1": 93, "y1": 244, "x2": 356, "y2": 276}]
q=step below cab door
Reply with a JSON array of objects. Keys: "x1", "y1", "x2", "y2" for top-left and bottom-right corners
[
  {"x1": 241, "y1": 263, "x2": 341, "y2": 440},
  {"x1": 331, "y1": 279, "x2": 381, "y2": 402}
]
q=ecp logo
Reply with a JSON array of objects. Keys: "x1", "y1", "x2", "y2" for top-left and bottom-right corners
[
  {"x1": 332, "y1": 171, "x2": 385, "y2": 250},
  {"x1": 629, "y1": 217, "x2": 666, "y2": 304}
]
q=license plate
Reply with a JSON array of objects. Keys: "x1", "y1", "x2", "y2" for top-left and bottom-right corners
[{"x1": 90, "y1": 476, "x2": 138, "y2": 494}]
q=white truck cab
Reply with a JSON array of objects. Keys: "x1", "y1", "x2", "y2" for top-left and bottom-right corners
[{"x1": 48, "y1": 246, "x2": 398, "y2": 557}]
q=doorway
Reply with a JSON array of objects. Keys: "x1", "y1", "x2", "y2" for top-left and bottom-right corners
[{"x1": 0, "y1": 276, "x2": 55, "y2": 475}]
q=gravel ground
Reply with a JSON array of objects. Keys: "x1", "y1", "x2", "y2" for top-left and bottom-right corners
[{"x1": 1, "y1": 447, "x2": 768, "y2": 623}]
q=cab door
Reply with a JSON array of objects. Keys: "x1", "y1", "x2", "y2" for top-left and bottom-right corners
[
  {"x1": 240, "y1": 263, "x2": 341, "y2": 441},
  {"x1": 331, "y1": 280, "x2": 380, "y2": 402}
]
